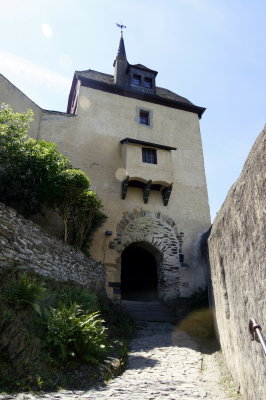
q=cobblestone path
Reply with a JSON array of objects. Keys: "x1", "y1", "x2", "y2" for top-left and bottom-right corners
[{"x1": 0, "y1": 322, "x2": 235, "y2": 400}]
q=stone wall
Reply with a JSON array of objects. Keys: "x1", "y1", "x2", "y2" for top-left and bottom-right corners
[
  {"x1": 208, "y1": 126, "x2": 266, "y2": 400},
  {"x1": 0, "y1": 203, "x2": 105, "y2": 293}
]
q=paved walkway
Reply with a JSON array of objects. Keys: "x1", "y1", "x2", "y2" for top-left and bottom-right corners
[{"x1": 0, "y1": 322, "x2": 237, "y2": 400}]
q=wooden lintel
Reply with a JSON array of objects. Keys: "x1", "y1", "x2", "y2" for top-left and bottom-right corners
[
  {"x1": 162, "y1": 184, "x2": 172, "y2": 206},
  {"x1": 143, "y1": 180, "x2": 152, "y2": 204},
  {"x1": 121, "y1": 176, "x2": 129, "y2": 199}
]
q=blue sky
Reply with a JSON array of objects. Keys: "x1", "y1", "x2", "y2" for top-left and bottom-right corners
[{"x1": 1, "y1": 0, "x2": 265, "y2": 221}]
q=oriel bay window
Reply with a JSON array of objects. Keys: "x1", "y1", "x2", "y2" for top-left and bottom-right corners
[{"x1": 120, "y1": 138, "x2": 176, "y2": 205}]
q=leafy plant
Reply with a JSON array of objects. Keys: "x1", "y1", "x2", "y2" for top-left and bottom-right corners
[
  {"x1": 69, "y1": 189, "x2": 107, "y2": 250},
  {"x1": 44, "y1": 303, "x2": 108, "y2": 363},
  {"x1": 56, "y1": 283, "x2": 99, "y2": 314},
  {"x1": 2, "y1": 270, "x2": 46, "y2": 314},
  {"x1": 0, "y1": 104, "x2": 107, "y2": 250},
  {"x1": 0, "y1": 104, "x2": 71, "y2": 215},
  {"x1": 51, "y1": 169, "x2": 90, "y2": 242},
  {"x1": 0, "y1": 270, "x2": 131, "y2": 392},
  {"x1": 99, "y1": 297, "x2": 135, "y2": 339}
]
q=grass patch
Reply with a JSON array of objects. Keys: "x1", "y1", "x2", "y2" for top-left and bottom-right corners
[
  {"x1": 216, "y1": 351, "x2": 241, "y2": 399},
  {"x1": 177, "y1": 307, "x2": 219, "y2": 353},
  {"x1": 178, "y1": 308, "x2": 215, "y2": 340}
]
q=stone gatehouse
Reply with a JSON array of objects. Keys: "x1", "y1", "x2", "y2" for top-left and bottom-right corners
[{"x1": 0, "y1": 32, "x2": 211, "y2": 302}]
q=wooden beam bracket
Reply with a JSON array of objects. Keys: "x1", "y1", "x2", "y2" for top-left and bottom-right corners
[
  {"x1": 121, "y1": 176, "x2": 129, "y2": 199},
  {"x1": 143, "y1": 180, "x2": 152, "y2": 204},
  {"x1": 162, "y1": 184, "x2": 172, "y2": 206}
]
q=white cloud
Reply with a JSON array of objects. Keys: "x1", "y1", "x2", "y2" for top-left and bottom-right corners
[
  {"x1": 0, "y1": 50, "x2": 71, "y2": 95},
  {"x1": 41, "y1": 23, "x2": 53, "y2": 38}
]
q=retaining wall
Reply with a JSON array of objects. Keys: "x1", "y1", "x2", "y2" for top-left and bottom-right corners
[{"x1": 0, "y1": 203, "x2": 105, "y2": 292}]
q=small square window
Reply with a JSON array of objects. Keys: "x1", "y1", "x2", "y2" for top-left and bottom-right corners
[
  {"x1": 144, "y1": 77, "x2": 153, "y2": 89},
  {"x1": 132, "y1": 74, "x2": 141, "y2": 86},
  {"x1": 139, "y1": 110, "x2": 150, "y2": 125},
  {"x1": 142, "y1": 148, "x2": 157, "y2": 164}
]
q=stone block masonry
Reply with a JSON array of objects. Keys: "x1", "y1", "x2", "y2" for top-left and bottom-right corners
[
  {"x1": 0, "y1": 202, "x2": 105, "y2": 292},
  {"x1": 208, "y1": 125, "x2": 266, "y2": 400},
  {"x1": 110, "y1": 209, "x2": 183, "y2": 302}
]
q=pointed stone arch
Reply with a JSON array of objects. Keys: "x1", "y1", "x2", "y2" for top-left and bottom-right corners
[{"x1": 109, "y1": 208, "x2": 184, "y2": 302}]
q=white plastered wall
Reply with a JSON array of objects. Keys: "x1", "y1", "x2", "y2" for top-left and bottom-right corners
[{"x1": 38, "y1": 85, "x2": 211, "y2": 297}]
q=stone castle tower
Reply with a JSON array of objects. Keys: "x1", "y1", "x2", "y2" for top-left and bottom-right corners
[{"x1": 0, "y1": 33, "x2": 211, "y2": 302}]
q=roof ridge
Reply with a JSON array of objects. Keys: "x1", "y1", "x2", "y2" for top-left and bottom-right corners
[
  {"x1": 156, "y1": 86, "x2": 193, "y2": 104},
  {"x1": 76, "y1": 69, "x2": 113, "y2": 77},
  {"x1": 75, "y1": 70, "x2": 196, "y2": 108}
]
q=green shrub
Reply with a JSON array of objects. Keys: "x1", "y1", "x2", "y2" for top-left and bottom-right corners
[
  {"x1": 56, "y1": 284, "x2": 99, "y2": 314},
  {"x1": 44, "y1": 303, "x2": 108, "y2": 364},
  {"x1": 99, "y1": 297, "x2": 135, "y2": 339},
  {"x1": 2, "y1": 270, "x2": 46, "y2": 314},
  {"x1": 0, "y1": 104, "x2": 107, "y2": 250},
  {"x1": 68, "y1": 189, "x2": 107, "y2": 251},
  {"x1": 0, "y1": 270, "x2": 132, "y2": 391}
]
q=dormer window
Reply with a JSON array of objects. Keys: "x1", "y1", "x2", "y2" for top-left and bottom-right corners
[
  {"x1": 132, "y1": 74, "x2": 141, "y2": 86},
  {"x1": 144, "y1": 77, "x2": 153, "y2": 89},
  {"x1": 126, "y1": 64, "x2": 158, "y2": 94}
]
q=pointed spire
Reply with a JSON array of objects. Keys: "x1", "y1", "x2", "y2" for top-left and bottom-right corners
[
  {"x1": 117, "y1": 32, "x2": 126, "y2": 58},
  {"x1": 114, "y1": 30, "x2": 128, "y2": 86}
]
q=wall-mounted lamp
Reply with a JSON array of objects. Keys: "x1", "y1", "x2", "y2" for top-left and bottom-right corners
[{"x1": 105, "y1": 230, "x2": 113, "y2": 236}]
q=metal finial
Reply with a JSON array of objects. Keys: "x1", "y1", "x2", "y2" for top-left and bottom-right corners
[{"x1": 116, "y1": 22, "x2": 127, "y2": 36}]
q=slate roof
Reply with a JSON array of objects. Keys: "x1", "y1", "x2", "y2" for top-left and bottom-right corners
[
  {"x1": 132, "y1": 63, "x2": 153, "y2": 70},
  {"x1": 130, "y1": 63, "x2": 158, "y2": 75},
  {"x1": 117, "y1": 36, "x2": 126, "y2": 57},
  {"x1": 76, "y1": 69, "x2": 193, "y2": 106}
]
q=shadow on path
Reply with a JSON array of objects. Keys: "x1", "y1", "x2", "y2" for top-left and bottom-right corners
[
  {"x1": 133, "y1": 320, "x2": 220, "y2": 355},
  {"x1": 126, "y1": 355, "x2": 158, "y2": 370}
]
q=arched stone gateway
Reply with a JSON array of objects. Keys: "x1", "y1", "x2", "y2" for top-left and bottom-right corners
[
  {"x1": 109, "y1": 209, "x2": 184, "y2": 302},
  {"x1": 121, "y1": 241, "x2": 160, "y2": 301}
]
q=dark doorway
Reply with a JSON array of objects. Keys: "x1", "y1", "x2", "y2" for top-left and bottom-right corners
[{"x1": 121, "y1": 243, "x2": 158, "y2": 301}]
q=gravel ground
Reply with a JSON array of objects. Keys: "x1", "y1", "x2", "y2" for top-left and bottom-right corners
[{"x1": 0, "y1": 322, "x2": 240, "y2": 400}]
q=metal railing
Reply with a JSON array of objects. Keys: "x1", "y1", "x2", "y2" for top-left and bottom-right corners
[{"x1": 249, "y1": 318, "x2": 266, "y2": 357}]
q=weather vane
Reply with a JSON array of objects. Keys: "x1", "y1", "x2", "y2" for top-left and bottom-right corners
[{"x1": 116, "y1": 22, "x2": 127, "y2": 36}]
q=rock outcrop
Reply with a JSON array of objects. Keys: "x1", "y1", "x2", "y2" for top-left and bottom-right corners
[{"x1": 208, "y1": 126, "x2": 266, "y2": 400}]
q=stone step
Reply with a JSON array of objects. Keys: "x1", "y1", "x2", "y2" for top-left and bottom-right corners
[{"x1": 121, "y1": 300, "x2": 177, "y2": 323}]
